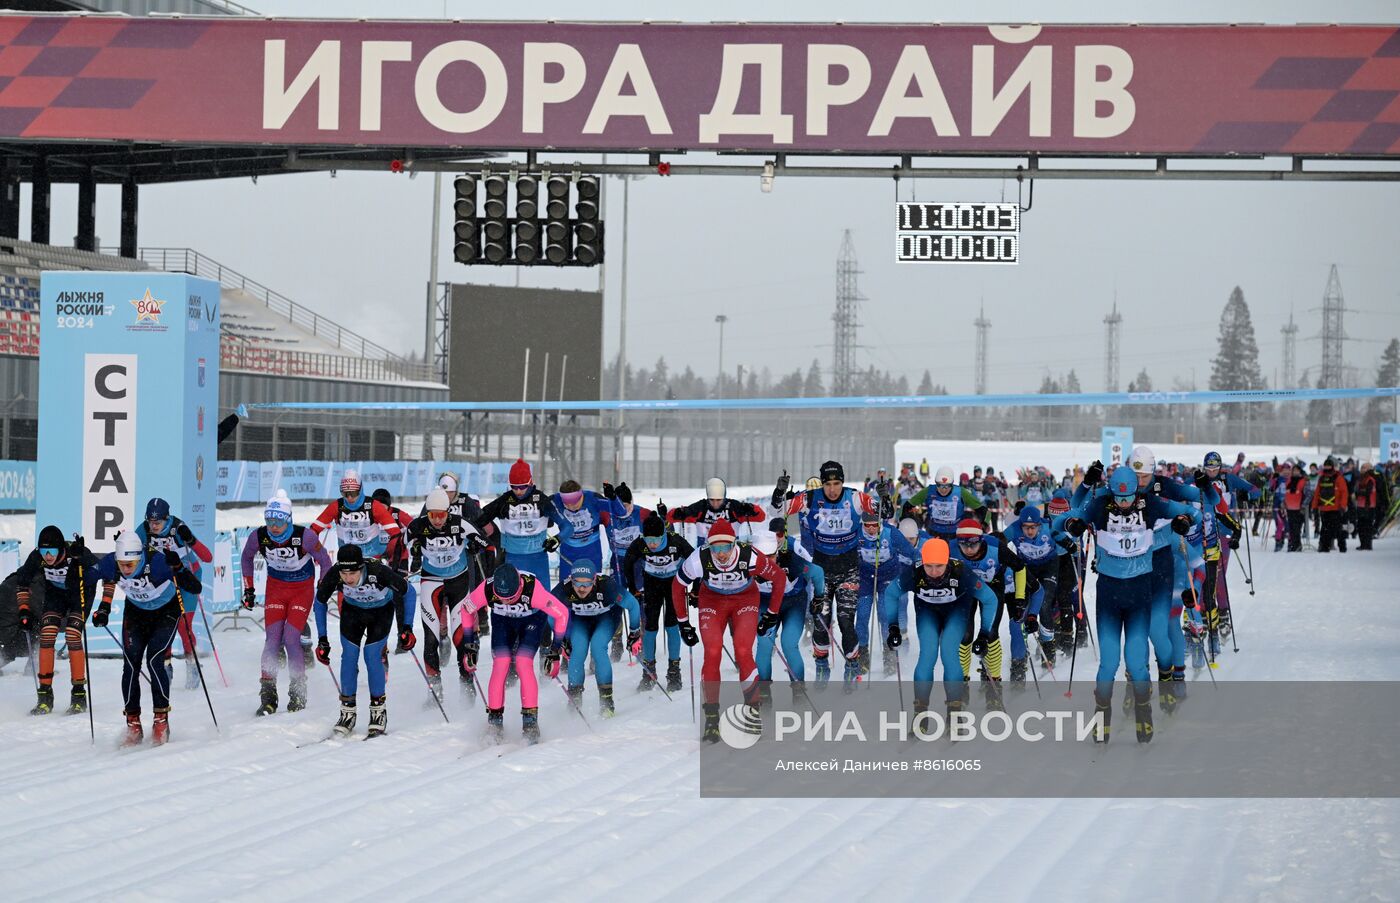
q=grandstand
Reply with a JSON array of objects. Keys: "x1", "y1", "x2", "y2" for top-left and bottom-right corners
[{"x1": 0, "y1": 238, "x2": 447, "y2": 462}]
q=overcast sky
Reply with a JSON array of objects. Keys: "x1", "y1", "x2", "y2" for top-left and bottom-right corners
[{"x1": 29, "y1": 0, "x2": 1400, "y2": 395}]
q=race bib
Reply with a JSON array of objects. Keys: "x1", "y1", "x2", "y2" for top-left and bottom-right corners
[
  {"x1": 927, "y1": 496, "x2": 959, "y2": 524},
  {"x1": 1095, "y1": 526, "x2": 1152, "y2": 558}
]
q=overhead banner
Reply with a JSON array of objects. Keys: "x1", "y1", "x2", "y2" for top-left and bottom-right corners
[
  {"x1": 0, "y1": 17, "x2": 1397, "y2": 156},
  {"x1": 36, "y1": 272, "x2": 220, "y2": 551},
  {"x1": 1382, "y1": 423, "x2": 1400, "y2": 464},
  {"x1": 1101, "y1": 426, "x2": 1133, "y2": 470}
]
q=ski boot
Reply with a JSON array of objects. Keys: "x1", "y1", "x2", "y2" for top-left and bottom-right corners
[
  {"x1": 1218, "y1": 610, "x2": 1233, "y2": 641},
  {"x1": 425, "y1": 673, "x2": 444, "y2": 709},
  {"x1": 912, "y1": 699, "x2": 934, "y2": 739},
  {"x1": 637, "y1": 660, "x2": 657, "y2": 692},
  {"x1": 152, "y1": 709, "x2": 170, "y2": 747},
  {"x1": 333, "y1": 696, "x2": 357, "y2": 737},
  {"x1": 790, "y1": 680, "x2": 810, "y2": 709},
  {"x1": 842, "y1": 655, "x2": 861, "y2": 694},
  {"x1": 485, "y1": 707, "x2": 505, "y2": 743},
  {"x1": 981, "y1": 677, "x2": 1006, "y2": 713},
  {"x1": 1172, "y1": 666, "x2": 1188, "y2": 703},
  {"x1": 1076, "y1": 625, "x2": 1089, "y2": 649},
  {"x1": 701, "y1": 703, "x2": 721, "y2": 744},
  {"x1": 813, "y1": 654, "x2": 831, "y2": 690},
  {"x1": 598, "y1": 684, "x2": 616, "y2": 719},
  {"x1": 366, "y1": 695, "x2": 387, "y2": 738},
  {"x1": 30, "y1": 685, "x2": 54, "y2": 716},
  {"x1": 184, "y1": 656, "x2": 201, "y2": 690},
  {"x1": 1056, "y1": 624, "x2": 1075, "y2": 657},
  {"x1": 459, "y1": 667, "x2": 477, "y2": 700},
  {"x1": 1207, "y1": 631, "x2": 1221, "y2": 659},
  {"x1": 566, "y1": 685, "x2": 585, "y2": 716},
  {"x1": 666, "y1": 659, "x2": 683, "y2": 693},
  {"x1": 1134, "y1": 688, "x2": 1154, "y2": 744},
  {"x1": 756, "y1": 680, "x2": 773, "y2": 711},
  {"x1": 255, "y1": 678, "x2": 278, "y2": 716},
  {"x1": 1185, "y1": 617, "x2": 1207, "y2": 669},
  {"x1": 122, "y1": 710, "x2": 143, "y2": 747},
  {"x1": 946, "y1": 699, "x2": 968, "y2": 741},
  {"x1": 287, "y1": 677, "x2": 308, "y2": 713},
  {"x1": 1009, "y1": 657, "x2": 1028, "y2": 689},
  {"x1": 1121, "y1": 681, "x2": 1136, "y2": 716},
  {"x1": 521, "y1": 706, "x2": 541, "y2": 745},
  {"x1": 1038, "y1": 629, "x2": 1057, "y2": 669},
  {"x1": 66, "y1": 682, "x2": 88, "y2": 715},
  {"x1": 857, "y1": 645, "x2": 871, "y2": 676},
  {"x1": 1158, "y1": 668, "x2": 1178, "y2": 716},
  {"x1": 1092, "y1": 693, "x2": 1111, "y2": 744},
  {"x1": 882, "y1": 647, "x2": 897, "y2": 678}
]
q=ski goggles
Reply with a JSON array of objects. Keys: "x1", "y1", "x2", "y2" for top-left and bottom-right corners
[
  {"x1": 707, "y1": 540, "x2": 736, "y2": 555},
  {"x1": 644, "y1": 535, "x2": 667, "y2": 551},
  {"x1": 39, "y1": 546, "x2": 61, "y2": 558},
  {"x1": 571, "y1": 576, "x2": 597, "y2": 593}
]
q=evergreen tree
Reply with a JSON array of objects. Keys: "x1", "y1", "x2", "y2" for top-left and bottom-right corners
[
  {"x1": 1365, "y1": 338, "x2": 1400, "y2": 430},
  {"x1": 917, "y1": 369, "x2": 934, "y2": 395},
  {"x1": 803, "y1": 359, "x2": 825, "y2": 397},
  {"x1": 1208, "y1": 287, "x2": 1266, "y2": 420}
]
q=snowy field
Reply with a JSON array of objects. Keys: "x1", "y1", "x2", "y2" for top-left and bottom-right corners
[{"x1": 3, "y1": 523, "x2": 1398, "y2": 901}]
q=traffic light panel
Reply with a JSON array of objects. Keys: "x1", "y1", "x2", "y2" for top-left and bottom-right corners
[
  {"x1": 574, "y1": 175, "x2": 601, "y2": 266},
  {"x1": 452, "y1": 171, "x2": 604, "y2": 267},
  {"x1": 452, "y1": 175, "x2": 478, "y2": 264},
  {"x1": 514, "y1": 175, "x2": 539, "y2": 264}
]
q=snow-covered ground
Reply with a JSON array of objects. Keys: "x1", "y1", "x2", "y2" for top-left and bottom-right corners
[{"x1": 3, "y1": 523, "x2": 1397, "y2": 901}]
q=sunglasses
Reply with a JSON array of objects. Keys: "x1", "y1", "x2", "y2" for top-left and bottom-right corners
[{"x1": 572, "y1": 578, "x2": 597, "y2": 590}]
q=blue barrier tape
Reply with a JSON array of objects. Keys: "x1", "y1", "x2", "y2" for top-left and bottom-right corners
[{"x1": 245, "y1": 385, "x2": 1400, "y2": 413}]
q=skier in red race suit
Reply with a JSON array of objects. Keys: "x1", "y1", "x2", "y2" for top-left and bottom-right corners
[{"x1": 670, "y1": 518, "x2": 786, "y2": 743}]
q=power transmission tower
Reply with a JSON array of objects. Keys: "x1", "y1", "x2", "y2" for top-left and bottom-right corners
[
  {"x1": 973, "y1": 300, "x2": 991, "y2": 395},
  {"x1": 1317, "y1": 264, "x2": 1346, "y2": 391},
  {"x1": 1103, "y1": 300, "x2": 1122, "y2": 393},
  {"x1": 1281, "y1": 309, "x2": 1298, "y2": 388},
  {"x1": 832, "y1": 229, "x2": 863, "y2": 395}
]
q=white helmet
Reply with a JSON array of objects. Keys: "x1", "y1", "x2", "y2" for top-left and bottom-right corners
[
  {"x1": 114, "y1": 531, "x2": 144, "y2": 561},
  {"x1": 426, "y1": 488, "x2": 451, "y2": 512},
  {"x1": 898, "y1": 518, "x2": 920, "y2": 544},
  {"x1": 1128, "y1": 446, "x2": 1156, "y2": 474},
  {"x1": 264, "y1": 495, "x2": 293, "y2": 522},
  {"x1": 752, "y1": 532, "x2": 779, "y2": 556},
  {"x1": 705, "y1": 477, "x2": 726, "y2": 501},
  {"x1": 437, "y1": 472, "x2": 459, "y2": 493},
  {"x1": 935, "y1": 465, "x2": 954, "y2": 486}
]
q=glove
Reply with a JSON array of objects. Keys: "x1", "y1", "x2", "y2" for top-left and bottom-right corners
[
  {"x1": 410, "y1": 553, "x2": 422, "y2": 574},
  {"x1": 1180, "y1": 590, "x2": 1197, "y2": 612},
  {"x1": 176, "y1": 522, "x2": 196, "y2": 545},
  {"x1": 1057, "y1": 537, "x2": 1078, "y2": 553},
  {"x1": 886, "y1": 624, "x2": 902, "y2": 649},
  {"x1": 879, "y1": 493, "x2": 895, "y2": 520},
  {"x1": 655, "y1": 500, "x2": 667, "y2": 520},
  {"x1": 542, "y1": 642, "x2": 563, "y2": 679},
  {"x1": 465, "y1": 534, "x2": 489, "y2": 557},
  {"x1": 1023, "y1": 613, "x2": 1039, "y2": 634},
  {"x1": 163, "y1": 549, "x2": 184, "y2": 570},
  {"x1": 17, "y1": 606, "x2": 32, "y2": 631},
  {"x1": 678, "y1": 621, "x2": 700, "y2": 647},
  {"x1": 757, "y1": 609, "x2": 780, "y2": 636},
  {"x1": 542, "y1": 535, "x2": 559, "y2": 553},
  {"x1": 1064, "y1": 517, "x2": 1087, "y2": 537},
  {"x1": 397, "y1": 628, "x2": 416, "y2": 651},
  {"x1": 1084, "y1": 460, "x2": 1104, "y2": 485},
  {"x1": 68, "y1": 534, "x2": 87, "y2": 561},
  {"x1": 602, "y1": 482, "x2": 616, "y2": 500},
  {"x1": 1194, "y1": 468, "x2": 1210, "y2": 490},
  {"x1": 314, "y1": 636, "x2": 331, "y2": 665},
  {"x1": 92, "y1": 602, "x2": 111, "y2": 628},
  {"x1": 1171, "y1": 514, "x2": 1192, "y2": 535},
  {"x1": 971, "y1": 630, "x2": 992, "y2": 657},
  {"x1": 1008, "y1": 602, "x2": 1026, "y2": 623},
  {"x1": 463, "y1": 642, "x2": 479, "y2": 672},
  {"x1": 242, "y1": 587, "x2": 256, "y2": 610},
  {"x1": 811, "y1": 593, "x2": 831, "y2": 620},
  {"x1": 771, "y1": 470, "x2": 790, "y2": 507},
  {"x1": 626, "y1": 627, "x2": 643, "y2": 656},
  {"x1": 1227, "y1": 536, "x2": 1240, "y2": 550}
]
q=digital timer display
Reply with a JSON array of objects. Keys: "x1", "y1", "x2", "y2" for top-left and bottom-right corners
[
  {"x1": 895, "y1": 232, "x2": 1019, "y2": 265},
  {"x1": 896, "y1": 202, "x2": 1019, "y2": 233}
]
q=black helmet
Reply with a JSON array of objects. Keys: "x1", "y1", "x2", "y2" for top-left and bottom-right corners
[
  {"x1": 336, "y1": 544, "x2": 364, "y2": 572},
  {"x1": 371, "y1": 488, "x2": 392, "y2": 507},
  {"x1": 38, "y1": 525, "x2": 65, "y2": 551},
  {"x1": 643, "y1": 513, "x2": 666, "y2": 537},
  {"x1": 615, "y1": 482, "x2": 633, "y2": 504},
  {"x1": 492, "y1": 563, "x2": 523, "y2": 602},
  {"x1": 768, "y1": 517, "x2": 787, "y2": 535},
  {"x1": 819, "y1": 460, "x2": 844, "y2": 483}
]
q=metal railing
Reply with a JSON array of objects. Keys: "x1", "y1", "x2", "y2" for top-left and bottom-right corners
[
  {"x1": 111, "y1": 246, "x2": 438, "y2": 383},
  {"x1": 219, "y1": 332, "x2": 436, "y2": 385}
]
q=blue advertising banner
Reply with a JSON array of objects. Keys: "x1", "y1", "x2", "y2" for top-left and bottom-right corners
[
  {"x1": 1382, "y1": 423, "x2": 1400, "y2": 465},
  {"x1": 36, "y1": 272, "x2": 220, "y2": 551},
  {"x1": 0, "y1": 460, "x2": 37, "y2": 511},
  {"x1": 213, "y1": 460, "x2": 511, "y2": 504},
  {"x1": 1101, "y1": 426, "x2": 1134, "y2": 470}
]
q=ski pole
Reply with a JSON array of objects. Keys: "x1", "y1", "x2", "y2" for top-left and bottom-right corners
[
  {"x1": 181, "y1": 592, "x2": 221, "y2": 733},
  {"x1": 771, "y1": 643, "x2": 815, "y2": 710},
  {"x1": 193, "y1": 593, "x2": 229, "y2": 688},
  {"x1": 688, "y1": 645, "x2": 696, "y2": 723},
  {"x1": 1176, "y1": 539, "x2": 1217, "y2": 690},
  {"x1": 406, "y1": 647, "x2": 450, "y2": 724},
  {"x1": 99, "y1": 623, "x2": 154, "y2": 688},
  {"x1": 76, "y1": 562, "x2": 94, "y2": 744},
  {"x1": 553, "y1": 673, "x2": 594, "y2": 731},
  {"x1": 321, "y1": 657, "x2": 342, "y2": 696},
  {"x1": 1017, "y1": 622, "x2": 1042, "y2": 700},
  {"x1": 22, "y1": 629, "x2": 40, "y2": 692},
  {"x1": 1069, "y1": 545, "x2": 1096, "y2": 660},
  {"x1": 1241, "y1": 529, "x2": 1256, "y2": 596},
  {"x1": 893, "y1": 638, "x2": 905, "y2": 709}
]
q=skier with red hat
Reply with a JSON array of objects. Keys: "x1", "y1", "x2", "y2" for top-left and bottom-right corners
[{"x1": 473, "y1": 458, "x2": 569, "y2": 584}]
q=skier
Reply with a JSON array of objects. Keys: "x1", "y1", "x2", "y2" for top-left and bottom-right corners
[
  {"x1": 91, "y1": 531, "x2": 203, "y2": 747},
  {"x1": 951, "y1": 517, "x2": 1025, "y2": 709},
  {"x1": 998, "y1": 506, "x2": 1064, "y2": 687},
  {"x1": 459, "y1": 563, "x2": 570, "y2": 744},
  {"x1": 309, "y1": 469, "x2": 403, "y2": 556},
  {"x1": 668, "y1": 476, "x2": 768, "y2": 546},
  {"x1": 619, "y1": 513, "x2": 693, "y2": 692},
  {"x1": 753, "y1": 520, "x2": 826, "y2": 705},
  {"x1": 552, "y1": 479, "x2": 611, "y2": 575},
  {"x1": 555, "y1": 560, "x2": 641, "y2": 717},
  {"x1": 881, "y1": 538, "x2": 999, "y2": 728},
  {"x1": 314, "y1": 544, "x2": 413, "y2": 738},
  {"x1": 1202, "y1": 450, "x2": 1259, "y2": 635},
  {"x1": 602, "y1": 481, "x2": 652, "y2": 575},
  {"x1": 772, "y1": 461, "x2": 875, "y2": 691},
  {"x1": 405, "y1": 487, "x2": 484, "y2": 699},
  {"x1": 672, "y1": 518, "x2": 786, "y2": 742},
  {"x1": 13, "y1": 526, "x2": 99, "y2": 715},
  {"x1": 1056, "y1": 466, "x2": 1198, "y2": 744},
  {"x1": 903, "y1": 466, "x2": 987, "y2": 539},
  {"x1": 472, "y1": 458, "x2": 564, "y2": 583},
  {"x1": 855, "y1": 509, "x2": 917, "y2": 678},
  {"x1": 136, "y1": 497, "x2": 213, "y2": 690},
  {"x1": 240, "y1": 492, "x2": 332, "y2": 715},
  {"x1": 371, "y1": 487, "x2": 420, "y2": 650}
]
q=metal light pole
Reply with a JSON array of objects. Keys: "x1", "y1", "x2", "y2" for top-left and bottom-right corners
[
  {"x1": 425, "y1": 172, "x2": 442, "y2": 375},
  {"x1": 715, "y1": 314, "x2": 728, "y2": 431}
]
